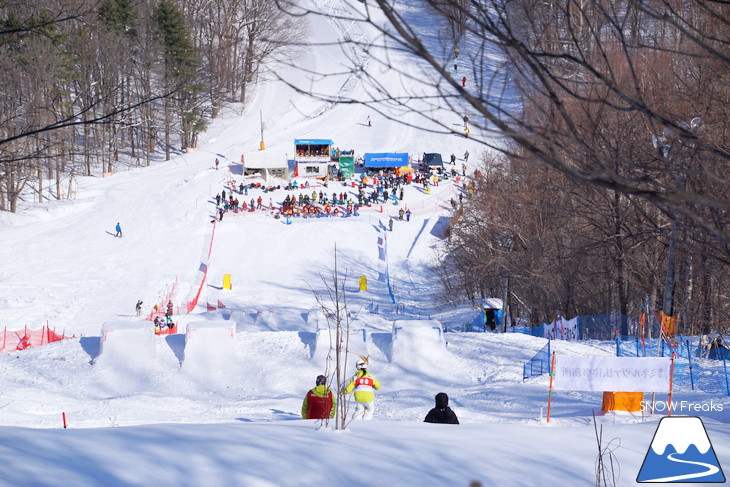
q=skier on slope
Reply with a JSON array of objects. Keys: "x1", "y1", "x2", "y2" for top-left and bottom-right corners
[
  {"x1": 344, "y1": 356, "x2": 381, "y2": 420},
  {"x1": 301, "y1": 375, "x2": 336, "y2": 420},
  {"x1": 115, "y1": 222, "x2": 122, "y2": 238}
]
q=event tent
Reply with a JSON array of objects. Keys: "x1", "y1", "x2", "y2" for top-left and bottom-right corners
[
  {"x1": 243, "y1": 151, "x2": 290, "y2": 180},
  {"x1": 363, "y1": 153, "x2": 409, "y2": 168}
]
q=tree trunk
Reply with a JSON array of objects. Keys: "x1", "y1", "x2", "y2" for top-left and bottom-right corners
[{"x1": 164, "y1": 96, "x2": 171, "y2": 161}]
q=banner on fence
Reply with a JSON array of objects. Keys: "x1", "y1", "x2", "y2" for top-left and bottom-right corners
[
  {"x1": 543, "y1": 317, "x2": 579, "y2": 341},
  {"x1": 554, "y1": 356, "x2": 671, "y2": 392}
]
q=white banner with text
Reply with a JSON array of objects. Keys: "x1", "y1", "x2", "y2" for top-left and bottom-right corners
[{"x1": 554, "y1": 356, "x2": 671, "y2": 392}]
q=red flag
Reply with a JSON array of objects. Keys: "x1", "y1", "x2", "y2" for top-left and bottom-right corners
[
  {"x1": 16, "y1": 334, "x2": 30, "y2": 351},
  {"x1": 206, "y1": 302, "x2": 216, "y2": 311},
  {"x1": 217, "y1": 299, "x2": 226, "y2": 309}
]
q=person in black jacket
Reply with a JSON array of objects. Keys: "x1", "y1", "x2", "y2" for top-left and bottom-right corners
[{"x1": 424, "y1": 392, "x2": 459, "y2": 424}]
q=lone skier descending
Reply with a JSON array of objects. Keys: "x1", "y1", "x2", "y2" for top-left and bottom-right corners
[
  {"x1": 344, "y1": 356, "x2": 380, "y2": 420},
  {"x1": 115, "y1": 222, "x2": 122, "y2": 238}
]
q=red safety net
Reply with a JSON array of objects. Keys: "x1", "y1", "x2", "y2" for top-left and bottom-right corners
[
  {"x1": 186, "y1": 220, "x2": 216, "y2": 313},
  {"x1": 145, "y1": 277, "x2": 180, "y2": 321},
  {"x1": 155, "y1": 324, "x2": 178, "y2": 335},
  {"x1": 0, "y1": 324, "x2": 75, "y2": 353}
]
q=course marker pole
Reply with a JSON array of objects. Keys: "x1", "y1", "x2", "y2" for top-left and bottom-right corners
[
  {"x1": 667, "y1": 353, "x2": 675, "y2": 416},
  {"x1": 547, "y1": 352, "x2": 556, "y2": 423}
]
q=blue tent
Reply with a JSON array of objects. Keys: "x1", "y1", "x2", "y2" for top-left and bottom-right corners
[
  {"x1": 364, "y1": 153, "x2": 408, "y2": 168},
  {"x1": 294, "y1": 139, "x2": 333, "y2": 146}
]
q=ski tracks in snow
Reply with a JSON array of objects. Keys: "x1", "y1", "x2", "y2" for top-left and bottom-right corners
[{"x1": 305, "y1": 0, "x2": 371, "y2": 120}]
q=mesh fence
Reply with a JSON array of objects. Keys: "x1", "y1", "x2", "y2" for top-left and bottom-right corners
[
  {"x1": 580, "y1": 313, "x2": 639, "y2": 340},
  {"x1": 523, "y1": 340, "x2": 550, "y2": 380},
  {"x1": 615, "y1": 336, "x2": 692, "y2": 358},
  {"x1": 614, "y1": 335, "x2": 729, "y2": 395}
]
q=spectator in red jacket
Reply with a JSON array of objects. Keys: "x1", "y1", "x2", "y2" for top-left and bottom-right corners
[{"x1": 301, "y1": 375, "x2": 336, "y2": 419}]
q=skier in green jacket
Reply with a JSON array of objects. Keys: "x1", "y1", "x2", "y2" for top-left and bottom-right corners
[{"x1": 344, "y1": 356, "x2": 381, "y2": 420}]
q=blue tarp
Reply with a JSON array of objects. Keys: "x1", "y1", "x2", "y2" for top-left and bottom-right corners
[
  {"x1": 364, "y1": 153, "x2": 409, "y2": 168},
  {"x1": 294, "y1": 139, "x2": 333, "y2": 146}
]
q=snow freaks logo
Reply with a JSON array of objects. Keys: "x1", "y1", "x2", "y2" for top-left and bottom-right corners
[
  {"x1": 637, "y1": 416, "x2": 726, "y2": 483},
  {"x1": 641, "y1": 400, "x2": 725, "y2": 414}
]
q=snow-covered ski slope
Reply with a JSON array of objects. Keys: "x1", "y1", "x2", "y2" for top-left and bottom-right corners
[{"x1": 0, "y1": 1, "x2": 728, "y2": 486}]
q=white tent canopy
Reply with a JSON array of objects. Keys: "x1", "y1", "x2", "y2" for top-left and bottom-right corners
[{"x1": 243, "y1": 151, "x2": 290, "y2": 180}]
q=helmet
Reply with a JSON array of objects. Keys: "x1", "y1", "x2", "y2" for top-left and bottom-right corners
[
  {"x1": 356, "y1": 358, "x2": 368, "y2": 370},
  {"x1": 316, "y1": 375, "x2": 326, "y2": 387}
]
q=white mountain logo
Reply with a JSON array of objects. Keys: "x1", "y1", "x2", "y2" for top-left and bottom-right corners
[{"x1": 637, "y1": 416, "x2": 725, "y2": 483}]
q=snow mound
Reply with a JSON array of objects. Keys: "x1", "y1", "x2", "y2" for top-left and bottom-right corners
[
  {"x1": 230, "y1": 310, "x2": 255, "y2": 331},
  {"x1": 312, "y1": 322, "x2": 369, "y2": 367},
  {"x1": 306, "y1": 308, "x2": 327, "y2": 330},
  {"x1": 391, "y1": 320, "x2": 447, "y2": 368},
  {"x1": 95, "y1": 321, "x2": 156, "y2": 372},
  {"x1": 254, "y1": 310, "x2": 279, "y2": 330},
  {"x1": 182, "y1": 321, "x2": 237, "y2": 379}
]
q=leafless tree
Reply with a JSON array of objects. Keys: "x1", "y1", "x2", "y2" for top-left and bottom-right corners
[{"x1": 311, "y1": 246, "x2": 354, "y2": 430}]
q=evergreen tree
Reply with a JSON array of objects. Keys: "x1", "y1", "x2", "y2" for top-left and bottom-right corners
[
  {"x1": 153, "y1": 0, "x2": 197, "y2": 80},
  {"x1": 99, "y1": 0, "x2": 137, "y2": 37},
  {"x1": 153, "y1": 0, "x2": 205, "y2": 155}
]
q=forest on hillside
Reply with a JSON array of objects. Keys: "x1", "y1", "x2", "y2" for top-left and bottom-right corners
[
  {"x1": 426, "y1": 0, "x2": 730, "y2": 332},
  {"x1": 0, "y1": 0, "x2": 301, "y2": 212}
]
